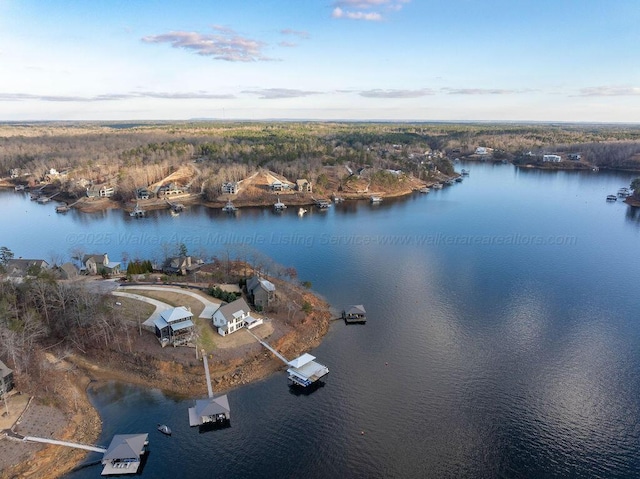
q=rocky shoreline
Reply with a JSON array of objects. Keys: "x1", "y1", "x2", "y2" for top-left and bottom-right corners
[{"x1": 0, "y1": 282, "x2": 332, "y2": 479}]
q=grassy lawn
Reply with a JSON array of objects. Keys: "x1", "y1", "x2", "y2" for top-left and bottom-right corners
[
  {"x1": 112, "y1": 296, "x2": 155, "y2": 325},
  {"x1": 129, "y1": 290, "x2": 206, "y2": 317},
  {"x1": 196, "y1": 317, "x2": 218, "y2": 353}
]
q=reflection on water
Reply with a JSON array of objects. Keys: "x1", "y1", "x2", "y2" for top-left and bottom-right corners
[{"x1": 4, "y1": 163, "x2": 640, "y2": 478}]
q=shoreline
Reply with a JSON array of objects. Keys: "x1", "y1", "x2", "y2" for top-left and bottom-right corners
[{"x1": 1, "y1": 283, "x2": 332, "y2": 479}]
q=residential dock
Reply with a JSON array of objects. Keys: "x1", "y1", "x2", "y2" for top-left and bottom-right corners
[
  {"x1": 247, "y1": 330, "x2": 329, "y2": 388},
  {"x1": 342, "y1": 304, "x2": 367, "y2": 324},
  {"x1": 100, "y1": 433, "x2": 149, "y2": 476},
  {"x1": 188, "y1": 350, "x2": 231, "y2": 429}
]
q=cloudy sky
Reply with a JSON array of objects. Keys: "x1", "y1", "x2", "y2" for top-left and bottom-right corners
[{"x1": 1, "y1": 0, "x2": 638, "y2": 122}]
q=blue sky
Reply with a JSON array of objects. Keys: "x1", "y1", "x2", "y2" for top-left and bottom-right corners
[{"x1": 1, "y1": 0, "x2": 638, "y2": 122}]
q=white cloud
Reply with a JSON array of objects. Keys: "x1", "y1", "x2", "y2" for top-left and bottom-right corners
[
  {"x1": 332, "y1": 7, "x2": 382, "y2": 21},
  {"x1": 359, "y1": 88, "x2": 433, "y2": 98},
  {"x1": 331, "y1": 0, "x2": 409, "y2": 20},
  {"x1": 280, "y1": 28, "x2": 310, "y2": 40},
  {"x1": 242, "y1": 88, "x2": 321, "y2": 99},
  {"x1": 577, "y1": 86, "x2": 640, "y2": 97},
  {"x1": 141, "y1": 29, "x2": 270, "y2": 62},
  {"x1": 0, "y1": 91, "x2": 235, "y2": 102},
  {"x1": 443, "y1": 88, "x2": 529, "y2": 95}
]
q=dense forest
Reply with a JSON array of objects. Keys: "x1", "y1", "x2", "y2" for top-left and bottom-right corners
[{"x1": 3, "y1": 121, "x2": 640, "y2": 202}]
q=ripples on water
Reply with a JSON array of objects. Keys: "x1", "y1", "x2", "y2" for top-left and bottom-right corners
[{"x1": 3, "y1": 164, "x2": 640, "y2": 478}]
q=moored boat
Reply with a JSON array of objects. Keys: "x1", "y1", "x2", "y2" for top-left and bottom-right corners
[
  {"x1": 370, "y1": 195, "x2": 382, "y2": 203},
  {"x1": 157, "y1": 424, "x2": 171, "y2": 436},
  {"x1": 298, "y1": 207, "x2": 307, "y2": 217},
  {"x1": 606, "y1": 195, "x2": 617, "y2": 201}
]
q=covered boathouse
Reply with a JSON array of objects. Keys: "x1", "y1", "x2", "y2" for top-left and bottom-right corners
[
  {"x1": 287, "y1": 353, "x2": 330, "y2": 388},
  {"x1": 342, "y1": 304, "x2": 367, "y2": 324},
  {"x1": 101, "y1": 433, "x2": 149, "y2": 476}
]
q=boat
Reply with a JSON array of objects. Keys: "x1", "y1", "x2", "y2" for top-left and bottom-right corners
[
  {"x1": 618, "y1": 187, "x2": 631, "y2": 197},
  {"x1": 454, "y1": 176, "x2": 463, "y2": 182},
  {"x1": 298, "y1": 208, "x2": 307, "y2": 217},
  {"x1": 274, "y1": 196, "x2": 287, "y2": 211},
  {"x1": 157, "y1": 424, "x2": 172, "y2": 436},
  {"x1": 419, "y1": 187, "x2": 430, "y2": 194},
  {"x1": 461, "y1": 169, "x2": 470, "y2": 176},
  {"x1": 431, "y1": 183, "x2": 443, "y2": 190},
  {"x1": 37, "y1": 196, "x2": 51, "y2": 204},
  {"x1": 55, "y1": 205, "x2": 70, "y2": 213},
  {"x1": 222, "y1": 200, "x2": 238, "y2": 213},
  {"x1": 333, "y1": 196, "x2": 344, "y2": 203},
  {"x1": 606, "y1": 195, "x2": 617, "y2": 201},
  {"x1": 14, "y1": 184, "x2": 25, "y2": 191},
  {"x1": 370, "y1": 195, "x2": 382, "y2": 203},
  {"x1": 129, "y1": 203, "x2": 145, "y2": 217}
]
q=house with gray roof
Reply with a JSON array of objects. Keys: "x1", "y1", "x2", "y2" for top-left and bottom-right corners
[
  {"x1": 163, "y1": 256, "x2": 202, "y2": 276},
  {"x1": 82, "y1": 253, "x2": 120, "y2": 276},
  {"x1": 212, "y1": 297, "x2": 262, "y2": 336},
  {"x1": 0, "y1": 359, "x2": 14, "y2": 397},
  {"x1": 154, "y1": 306, "x2": 195, "y2": 347},
  {"x1": 4, "y1": 259, "x2": 49, "y2": 280},
  {"x1": 57, "y1": 262, "x2": 79, "y2": 280},
  {"x1": 246, "y1": 276, "x2": 276, "y2": 310}
]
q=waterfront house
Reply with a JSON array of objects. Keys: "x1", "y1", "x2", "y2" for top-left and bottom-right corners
[
  {"x1": 82, "y1": 253, "x2": 121, "y2": 276},
  {"x1": 136, "y1": 188, "x2": 151, "y2": 200},
  {"x1": 543, "y1": 154, "x2": 562, "y2": 163},
  {"x1": 101, "y1": 433, "x2": 148, "y2": 476},
  {"x1": 154, "y1": 306, "x2": 195, "y2": 347},
  {"x1": 86, "y1": 185, "x2": 115, "y2": 198},
  {"x1": 212, "y1": 298, "x2": 262, "y2": 336},
  {"x1": 0, "y1": 359, "x2": 14, "y2": 397},
  {"x1": 246, "y1": 276, "x2": 276, "y2": 310},
  {"x1": 163, "y1": 256, "x2": 202, "y2": 276},
  {"x1": 270, "y1": 180, "x2": 284, "y2": 191},
  {"x1": 57, "y1": 262, "x2": 79, "y2": 280},
  {"x1": 157, "y1": 183, "x2": 184, "y2": 197},
  {"x1": 296, "y1": 179, "x2": 312, "y2": 193},
  {"x1": 221, "y1": 181, "x2": 239, "y2": 194},
  {"x1": 4, "y1": 259, "x2": 49, "y2": 280}
]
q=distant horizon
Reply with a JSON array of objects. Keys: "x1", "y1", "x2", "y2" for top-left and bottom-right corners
[
  {"x1": 1, "y1": 118, "x2": 640, "y2": 127},
  {"x1": 1, "y1": 1, "x2": 639, "y2": 122}
]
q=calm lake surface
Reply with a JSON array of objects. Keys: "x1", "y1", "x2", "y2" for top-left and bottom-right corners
[{"x1": 2, "y1": 162, "x2": 640, "y2": 478}]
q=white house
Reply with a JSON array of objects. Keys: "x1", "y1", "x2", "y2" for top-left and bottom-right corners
[
  {"x1": 212, "y1": 298, "x2": 262, "y2": 336},
  {"x1": 221, "y1": 181, "x2": 239, "y2": 194},
  {"x1": 543, "y1": 154, "x2": 562, "y2": 163}
]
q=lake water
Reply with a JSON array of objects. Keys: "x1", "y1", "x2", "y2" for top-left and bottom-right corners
[{"x1": 2, "y1": 163, "x2": 640, "y2": 478}]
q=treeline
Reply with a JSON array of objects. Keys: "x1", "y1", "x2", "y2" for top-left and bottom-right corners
[
  {"x1": 0, "y1": 276, "x2": 127, "y2": 384},
  {"x1": 3, "y1": 122, "x2": 640, "y2": 198}
]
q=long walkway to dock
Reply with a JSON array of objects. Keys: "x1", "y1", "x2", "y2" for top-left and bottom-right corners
[
  {"x1": 22, "y1": 435, "x2": 106, "y2": 453},
  {"x1": 246, "y1": 330, "x2": 290, "y2": 365}
]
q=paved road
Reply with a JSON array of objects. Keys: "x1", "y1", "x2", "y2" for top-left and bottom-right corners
[
  {"x1": 114, "y1": 285, "x2": 222, "y2": 329},
  {"x1": 112, "y1": 291, "x2": 172, "y2": 330}
]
